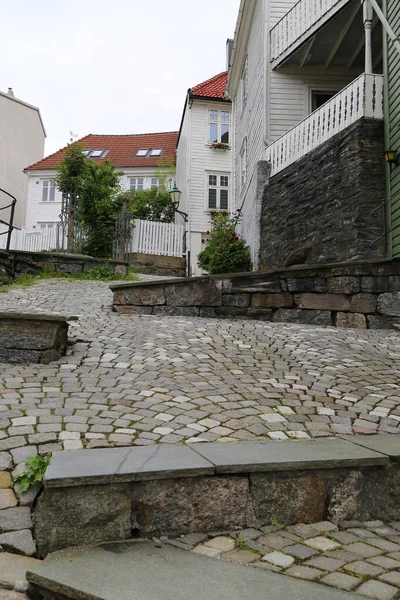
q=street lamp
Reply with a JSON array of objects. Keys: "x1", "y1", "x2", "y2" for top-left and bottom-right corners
[
  {"x1": 169, "y1": 183, "x2": 188, "y2": 222},
  {"x1": 383, "y1": 149, "x2": 398, "y2": 169}
]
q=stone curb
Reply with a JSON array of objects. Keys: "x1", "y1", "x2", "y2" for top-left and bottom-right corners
[{"x1": 43, "y1": 438, "x2": 389, "y2": 488}]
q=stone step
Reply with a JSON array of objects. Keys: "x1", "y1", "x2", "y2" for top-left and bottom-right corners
[
  {"x1": 33, "y1": 437, "x2": 400, "y2": 557},
  {"x1": 26, "y1": 540, "x2": 365, "y2": 600}
]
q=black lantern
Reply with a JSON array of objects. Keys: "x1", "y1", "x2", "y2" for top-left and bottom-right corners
[
  {"x1": 169, "y1": 183, "x2": 188, "y2": 222},
  {"x1": 383, "y1": 149, "x2": 398, "y2": 168}
]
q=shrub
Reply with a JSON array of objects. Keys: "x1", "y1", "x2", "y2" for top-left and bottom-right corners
[{"x1": 197, "y1": 211, "x2": 252, "y2": 275}]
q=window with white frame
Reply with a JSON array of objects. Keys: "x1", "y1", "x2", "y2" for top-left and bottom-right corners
[
  {"x1": 42, "y1": 180, "x2": 56, "y2": 202},
  {"x1": 240, "y1": 140, "x2": 247, "y2": 189},
  {"x1": 208, "y1": 110, "x2": 230, "y2": 145},
  {"x1": 38, "y1": 222, "x2": 57, "y2": 230},
  {"x1": 241, "y1": 56, "x2": 248, "y2": 110},
  {"x1": 130, "y1": 177, "x2": 144, "y2": 191},
  {"x1": 151, "y1": 178, "x2": 158, "y2": 189},
  {"x1": 207, "y1": 174, "x2": 229, "y2": 211}
]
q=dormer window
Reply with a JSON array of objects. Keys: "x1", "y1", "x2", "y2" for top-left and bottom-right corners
[
  {"x1": 136, "y1": 149, "x2": 149, "y2": 157},
  {"x1": 89, "y1": 150, "x2": 106, "y2": 158}
]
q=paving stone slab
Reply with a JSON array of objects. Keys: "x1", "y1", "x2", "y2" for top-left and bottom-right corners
[
  {"x1": 343, "y1": 435, "x2": 400, "y2": 460},
  {"x1": 44, "y1": 445, "x2": 215, "y2": 487},
  {"x1": 191, "y1": 439, "x2": 388, "y2": 473},
  {"x1": 0, "y1": 552, "x2": 41, "y2": 590},
  {"x1": 356, "y1": 580, "x2": 398, "y2": 599},
  {"x1": 26, "y1": 541, "x2": 365, "y2": 600}
]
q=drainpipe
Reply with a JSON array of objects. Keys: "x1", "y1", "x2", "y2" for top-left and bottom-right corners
[{"x1": 363, "y1": 0, "x2": 374, "y2": 73}]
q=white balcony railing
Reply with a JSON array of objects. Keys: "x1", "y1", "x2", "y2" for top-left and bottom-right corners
[
  {"x1": 265, "y1": 73, "x2": 383, "y2": 177},
  {"x1": 270, "y1": 0, "x2": 352, "y2": 66}
]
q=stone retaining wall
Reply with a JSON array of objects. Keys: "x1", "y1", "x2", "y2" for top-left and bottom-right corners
[
  {"x1": 110, "y1": 258, "x2": 400, "y2": 329},
  {"x1": 259, "y1": 118, "x2": 385, "y2": 268},
  {"x1": 129, "y1": 252, "x2": 186, "y2": 278},
  {"x1": 34, "y1": 438, "x2": 399, "y2": 557},
  {"x1": 0, "y1": 313, "x2": 77, "y2": 364},
  {"x1": 1, "y1": 249, "x2": 128, "y2": 280}
]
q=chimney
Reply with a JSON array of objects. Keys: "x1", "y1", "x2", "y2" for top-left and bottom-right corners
[
  {"x1": 7, "y1": 88, "x2": 14, "y2": 97},
  {"x1": 226, "y1": 39, "x2": 233, "y2": 71}
]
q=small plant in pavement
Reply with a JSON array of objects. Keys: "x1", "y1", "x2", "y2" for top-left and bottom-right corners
[{"x1": 14, "y1": 453, "x2": 52, "y2": 492}]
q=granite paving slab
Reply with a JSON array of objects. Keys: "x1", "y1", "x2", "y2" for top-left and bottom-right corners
[
  {"x1": 26, "y1": 541, "x2": 365, "y2": 600},
  {"x1": 44, "y1": 445, "x2": 215, "y2": 487},
  {"x1": 190, "y1": 439, "x2": 388, "y2": 474},
  {"x1": 343, "y1": 435, "x2": 400, "y2": 460}
]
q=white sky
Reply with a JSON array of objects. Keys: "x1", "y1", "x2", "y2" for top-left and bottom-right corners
[{"x1": 2, "y1": 0, "x2": 240, "y2": 155}]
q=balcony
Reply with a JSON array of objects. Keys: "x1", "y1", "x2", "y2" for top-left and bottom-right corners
[
  {"x1": 265, "y1": 73, "x2": 383, "y2": 177},
  {"x1": 270, "y1": 0, "x2": 354, "y2": 68}
]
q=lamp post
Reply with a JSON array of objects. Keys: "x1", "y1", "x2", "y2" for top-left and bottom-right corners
[
  {"x1": 383, "y1": 149, "x2": 398, "y2": 170},
  {"x1": 169, "y1": 183, "x2": 188, "y2": 222}
]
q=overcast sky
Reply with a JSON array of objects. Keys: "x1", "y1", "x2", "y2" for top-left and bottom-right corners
[{"x1": 1, "y1": 1, "x2": 240, "y2": 155}]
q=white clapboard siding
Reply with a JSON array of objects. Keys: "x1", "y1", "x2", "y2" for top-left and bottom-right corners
[
  {"x1": 266, "y1": 73, "x2": 384, "y2": 176},
  {"x1": 0, "y1": 224, "x2": 65, "y2": 252},
  {"x1": 270, "y1": 0, "x2": 352, "y2": 66},
  {"x1": 129, "y1": 220, "x2": 184, "y2": 258}
]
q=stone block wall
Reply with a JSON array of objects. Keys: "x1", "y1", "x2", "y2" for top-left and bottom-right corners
[
  {"x1": 111, "y1": 258, "x2": 400, "y2": 330},
  {"x1": 259, "y1": 118, "x2": 386, "y2": 269},
  {"x1": 3, "y1": 250, "x2": 128, "y2": 279},
  {"x1": 129, "y1": 253, "x2": 186, "y2": 278}
]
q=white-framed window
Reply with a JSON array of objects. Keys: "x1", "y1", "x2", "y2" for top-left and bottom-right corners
[
  {"x1": 136, "y1": 149, "x2": 149, "y2": 157},
  {"x1": 42, "y1": 180, "x2": 56, "y2": 202},
  {"x1": 130, "y1": 177, "x2": 144, "y2": 191},
  {"x1": 151, "y1": 178, "x2": 158, "y2": 189},
  {"x1": 149, "y1": 148, "x2": 162, "y2": 157},
  {"x1": 240, "y1": 139, "x2": 247, "y2": 189},
  {"x1": 38, "y1": 222, "x2": 57, "y2": 230},
  {"x1": 241, "y1": 56, "x2": 248, "y2": 110},
  {"x1": 207, "y1": 173, "x2": 229, "y2": 211},
  {"x1": 208, "y1": 109, "x2": 230, "y2": 145}
]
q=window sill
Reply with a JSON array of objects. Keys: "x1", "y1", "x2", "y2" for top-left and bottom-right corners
[
  {"x1": 39, "y1": 201, "x2": 61, "y2": 204},
  {"x1": 206, "y1": 144, "x2": 231, "y2": 151}
]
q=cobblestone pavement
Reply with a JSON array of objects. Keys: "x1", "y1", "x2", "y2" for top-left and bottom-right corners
[
  {"x1": 167, "y1": 519, "x2": 400, "y2": 599},
  {"x1": 0, "y1": 279, "x2": 399, "y2": 567}
]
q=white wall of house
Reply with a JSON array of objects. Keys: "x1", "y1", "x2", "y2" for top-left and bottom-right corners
[
  {"x1": 25, "y1": 167, "x2": 170, "y2": 230},
  {"x1": 176, "y1": 97, "x2": 232, "y2": 277},
  {"x1": 0, "y1": 92, "x2": 45, "y2": 228},
  {"x1": 228, "y1": 0, "x2": 364, "y2": 267}
]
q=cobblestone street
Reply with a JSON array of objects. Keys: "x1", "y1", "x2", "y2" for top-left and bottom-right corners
[
  {"x1": 0, "y1": 279, "x2": 399, "y2": 452},
  {"x1": 0, "y1": 279, "x2": 400, "y2": 599}
]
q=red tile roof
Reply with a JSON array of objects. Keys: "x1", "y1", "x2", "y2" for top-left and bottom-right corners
[
  {"x1": 25, "y1": 131, "x2": 179, "y2": 171},
  {"x1": 190, "y1": 72, "x2": 228, "y2": 100}
]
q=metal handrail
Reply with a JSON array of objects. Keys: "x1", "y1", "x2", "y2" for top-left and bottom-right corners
[
  {"x1": 0, "y1": 188, "x2": 19, "y2": 251},
  {"x1": 370, "y1": 189, "x2": 400, "y2": 251}
]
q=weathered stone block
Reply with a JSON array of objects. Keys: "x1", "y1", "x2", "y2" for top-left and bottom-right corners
[
  {"x1": 199, "y1": 307, "x2": 217, "y2": 318},
  {"x1": 113, "y1": 306, "x2": 153, "y2": 315},
  {"x1": 273, "y1": 309, "x2": 332, "y2": 326},
  {"x1": 350, "y1": 293, "x2": 377, "y2": 313},
  {"x1": 294, "y1": 293, "x2": 350, "y2": 311},
  {"x1": 251, "y1": 293, "x2": 293, "y2": 308},
  {"x1": 0, "y1": 507, "x2": 32, "y2": 532},
  {"x1": 164, "y1": 281, "x2": 222, "y2": 307},
  {"x1": 286, "y1": 278, "x2": 327, "y2": 293},
  {"x1": 215, "y1": 307, "x2": 272, "y2": 320},
  {"x1": 335, "y1": 313, "x2": 366, "y2": 329},
  {"x1": 129, "y1": 476, "x2": 249, "y2": 538},
  {"x1": 222, "y1": 294, "x2": 251, "y2": 308},
  {"x1": 250, "y1": 472, "x2": 328, "y2": 526},
  {"x1": 362, "y1": 276, "x2": 400, "y2": 293},
  {"x1": 153, "y1": 306, "x2": 200, "y2": 317},
  {"x1": 377, "y1": 292, "x2": 400, "y2": 317},
  {"x1": 113, "y1": 286, "x2": 166, "y2": 306},
  {"x1": 327, "y1": 277, "x2": 361, "y2": 294},
  {"x1": 0, "y1": 319, "x2": 60, "y2": 350},
  {"x1": 35, "y1": 485, "x2": 132, "y2": 557},
  {"x1": 367, "y1": 315, "x2": 399, "y2": 330}
]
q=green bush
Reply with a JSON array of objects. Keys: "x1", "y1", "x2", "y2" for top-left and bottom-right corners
[{"x1": 197, "y1": 211, "x2": 252, "y2": 275}]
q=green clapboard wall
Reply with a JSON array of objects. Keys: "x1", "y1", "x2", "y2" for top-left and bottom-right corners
[{"x1": 387, "y1": 0, "x2": 400, "y2": 255}]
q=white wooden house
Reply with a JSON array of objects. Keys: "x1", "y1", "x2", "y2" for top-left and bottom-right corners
[
  {"x1": 176, "y1": 72, "x2": 232, "y2": 277},
  {"x1": 0, "y1": 88, "x2": 45, "y2": 228},
  {"x1": 227, "y1": 0, "x2": 387, "y2": 268},
  {"x1": 24, "y1": 132, "x2": 178, "y2": 231}
]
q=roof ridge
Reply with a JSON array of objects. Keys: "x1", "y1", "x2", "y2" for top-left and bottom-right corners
[
  {"x1": 191, "y1": 71, "x2": 227, "y2": 92},
  {"x1": 88, "y1": 131, "x2": 179, "y2": 137}
]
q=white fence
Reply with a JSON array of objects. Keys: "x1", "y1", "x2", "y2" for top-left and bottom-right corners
[
  {"x1": 0, "y1": 224, "x2": 64, "y2": 252},
  {"x1": 270, "y1": 0, "x2": 351, "y2": 63},
  {"x1": 265, "y1": 73, "x2": 384, "y2": 177},
  {"x1": 129, "y1": 219, "x2": 185, "y2": 257}
]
